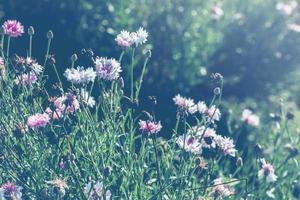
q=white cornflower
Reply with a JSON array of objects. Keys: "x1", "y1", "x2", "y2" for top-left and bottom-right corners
[
  {"x1": 64, "y1": 67, "x2": 96, "y2": 84},
  {"x1": 131, "y1": 27, "x2": 148, "y2": 46},
  {"x1": 176, "y1": 134, "x2": 202, "y2": 154},
  {"x1": 206, "y1": 105, "x2": 221, "y2": 122},
  {"x1": 94, "y1": 57, "x2": 122, "y2": 81},
  {"x1": 258, "y1": 159, "x2": 278, "y2": 183},
  {"x1": 115, "y1": 30, "x2": 133, "y2": 48},
  {"x1": 214, "y1": 135, "x2": 236, "y2": 157}
]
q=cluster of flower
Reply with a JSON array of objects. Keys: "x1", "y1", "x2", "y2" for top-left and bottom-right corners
[
  {"x1": 14, "y1": 56, "x2": 43, "y2": 86},
  {"x1": 115, "y1": 27, "x2": 148, "y2": 48},
  {"x1": 173, "y1": 94, "x2": 221, "y2": 122},
  {"x1": 176, "y1": 126, "x2": 236, "y2": 157}
]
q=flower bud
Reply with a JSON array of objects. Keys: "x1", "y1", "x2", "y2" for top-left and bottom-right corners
[
  {"x1": 28, "y1": 26, "x2": 35, "y2": 36},
  {"x1": 213, "y1": 87, "x2": 221, "y2": 95},
  {"x1": 103, "y1": 166, "x2": 112, "y2": 177},
  {"x1": 47, "y1": 30, "x2": 54, "y2": 39},
  {"x1": 254, "y1": 143, "x2": 264, "y2": 157},
  {"x1": 13, "y1": 123, "x2": 27, "y2": 138},
  {"x1": 71, "y1": 54, "x2": 78, "y2": 63},
  {"x1": 285, "y1": 144, "x2": 299, "y2": 159},
  {"x1": 286, "y1": 111, "x2": 295, "y2": 120}
]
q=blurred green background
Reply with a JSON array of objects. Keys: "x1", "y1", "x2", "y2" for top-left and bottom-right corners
[{"x1": 1, "y1": 0, "x2": 300, "y2": 127}]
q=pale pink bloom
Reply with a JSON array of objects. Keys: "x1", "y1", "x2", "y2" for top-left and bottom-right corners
[
  {"x1": 258, "y1": 159, "x2": 277, "y2": 183},
  {"x1": 27, "y1": 113, "x2": 50, "y2": 128},
  {"x1": 176, "y1": 134, "x2": 202, "y2": 154},
  {"x1": 53, "y1": 96, "x2": 67, "y2": 111},
  {"x1": 173, "y1": 94, "x2": 197, "y2": 115},
  {"x1": 2, "y1": 20, "x2": 24, "y2": 37},
  {"x1": 276, "y1": 1, "x2": 297, "y2": 16},
  {"x1": 15, "y1": 72, "x2": 38, "y2": 86},
  {"x1": 213, "y1": 178, "x2": 234, "y2": 198},
  {"x1": 206, "y1": 105, "x2": 221, "y2": 122},
  {"x1": 139, "y1": 120, "x2": 162, "y2": 134},
  {"x1": 0, "y1": 182, "x2": 22, "y2": 200},
  {"x1": 0, "y1": 57, "x2": 3, "y2": 66},
  {"x1": 94, "y1": 57, "x2": 122, "y2": 81},
  {"x1": 211, "y1": 4, "x2": 224, "y2": 20},
  {"x1": 115, "y1": 30, "x2": 133, "y2": 48},
  {"x1": 241, "y1": 109, "x2": 260, "y2": 127},
  {"x1": 214, "y1": 135, "x2": 236, "y2": 157},
  {"x1": 66, "y1": 98, "x2": 80, "y2": 113},
  {"x1": 197, "y1": 101, "x2": 207, "y2": 114},
  {"x1": 84, "y1": 181, "x2": 111, "y2": 200}
]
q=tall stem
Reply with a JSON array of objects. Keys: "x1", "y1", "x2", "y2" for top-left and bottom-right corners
[
  {"x1": 6, "y1": 36, "x2": 10, "y2": 59},
  {"x1": 29, "y1": 35, "x2": 33, "y2": 57},
  {"x1": 130, "y1": 48, "x2": 136, "y2": 101},
  {"x1": 153, "y1": 136, "x2": 163, "y2": 199}
]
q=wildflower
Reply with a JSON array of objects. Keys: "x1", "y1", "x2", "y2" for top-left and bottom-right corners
[
  {"x1": 258, "y1": 158, "x2": 278, "y2": 183},
  {"x1": 2, "y1": 20, "x2": 24, "y2": 37},
  {"x1": 192, "y1": 126, "x2": 217, "y2": 148},
  {"x1": 80, "y1": 89, "x2": 96, "y2": 108},
  {"x1": 0, "y1": 182, "x2": 22, "y2": 200},
  {"x1": 64, "y1": 67, "x2": 96, "y2": 84},
  {"x1": 139, "y1": 120, "x2": 162, "y2": 135},
  {"x1": 46, "y1": 179, "x2": 68, "y2": 197},
  {"x1": 214, "y1": 135, "x2": 236, "y2": 157},
  {"x1": 213, "y1": 178, "x2": 234, "y2": 198},
  {"x1": 276, "y1": 1, "x2": 297, "y2": 16},
  {"x1": 84, "y1": 181, "x2": 111, "y2": 200},
  {"x1": 241, "y1": 109, "x2": 260, "y2": 127},
  {"x1": 115, "y1": 30, "x2": 133, "y2": 48},
  {"x1": 94, "y1": 57, "x2": 122, "y2": 81},
  {"x1": 211, "y1": 4, "x2": 224, "y2": 20},
  {"x1": 15, "y1": 72, "x2": 38, "y2": 86},
  {"x1": 206, "y1": 105, "x2": 221, "y2": 122},
  {"x1": 176, "y1": 134, "x2": 202, "y2": 154},
  {"x1": 131, "y1": 27, "x2": 148, "y2": 46},
  {"x1": 173, "y1": 94, "x2": 197, "y2": 115},
  {"x1": 27, "y1": 113, "x2": 50, "y2": 128},
  {"x1": 197, "y1": 101, "x2": 207, "y2": 114}
]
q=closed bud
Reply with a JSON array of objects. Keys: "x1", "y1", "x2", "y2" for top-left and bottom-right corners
[
  {"x1": 71, "y1": 54, "x2": 78, "y2": 63},
  {"x1": 13, "y1": 123, "x2": 27, "y2": 138},
  {"x1": 103, "y1": 166, "x2": 112, "y2": 177},
  {"x1": 213, "y1": 87, "x2": 221, "y2": 95},
  {"x1": 47, "y1": 30, "x2": 54, "y2": 39},
  {"x1": 286, "y1": 111, "x2": 295, "y2": 120},
  {"x1": 254, "y1": 143, "x2": 264, "y2": 157},
  {"x1": 285, "y1": 144, "x2": 299, "y2": 159},
  {"x1": 28, "y1": 26, "x2": 35, "y2": 36}
]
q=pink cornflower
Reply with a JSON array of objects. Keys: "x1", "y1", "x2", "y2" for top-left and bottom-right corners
[
  {"x1": 0, "y1": 182, "x2": 22, "y2": 200},
  {"x1": 2, "y1": 20, "x2": 24, "y2": 37},
  {"x1": 197, "y1": 101, "x2": 207, "y2": 114},
  {"x1": 241, "y1": 109, "x2": 260, "y2": 127},
  {"x1": 0, "y1": 57, "x2": 3, "y2": 66},
  {"x1": 176, "y1": 134, "x2": 202, "y2": 154},
  {"x1": 139, "y1": 120, "x2": 162, "y2": 135},
  {"x1": 213, "y1": 178, "x2": 234, "y2": 198},
  {"x1": 45, "y1": 107, "x2": 62, "y2": 120},
  {"x1": 27, "y1": 113, "x2": 50, "y2": 128},
  {"x1": 15, "y1": 72, "x2": 38, "y2": 86},
  {"x1": 173, "y1": 94, "x2": 197, "y2": 115},
  {"x1": 258, "y1": 158, "x2": 277, "y2": 183},
  {"x1": 214, "y1": 135, "x2": 236, "y2": 157},
  {"x1": 206, "y1": 105, "x2": 221, "y2": 122},
  {"x1": 115, "y1": 30, "x2": 133, "y2": 48}
]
